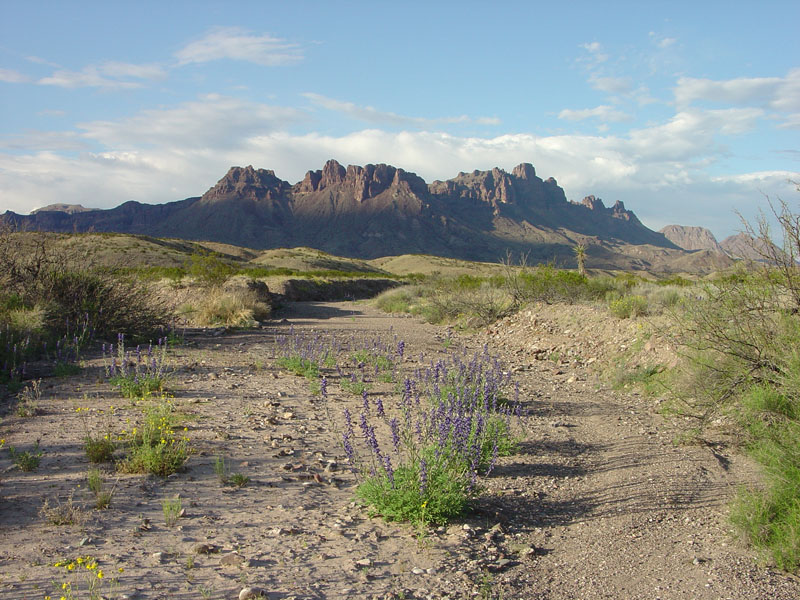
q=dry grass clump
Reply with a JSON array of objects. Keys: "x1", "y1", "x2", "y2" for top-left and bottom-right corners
[
  {"x1": 185, "y1": 287, "x2": 270, "y2": 327},
  {"x1": 40, "y1": 492, "x2": 84, "y2": 525}
]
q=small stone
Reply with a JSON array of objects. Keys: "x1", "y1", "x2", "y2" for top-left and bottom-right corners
[
  {"x1": 355, "y1": 558, "x2": 373, "y2": 568},
  {"x1": 192, "y1": 543, "x2": 217, "y2": 554},
  {"x1": 220, "y1": 551, "x2": 246, "y2": 567},
  {"x1": 411, "y1": 567, "x2": 425, "y2": 575},
  {"x1": 151, "y1": 551, "x2": 165, "y2": 562},
  {"x1": 239, "y1": 587, "x2": 267, "y2": 600}
]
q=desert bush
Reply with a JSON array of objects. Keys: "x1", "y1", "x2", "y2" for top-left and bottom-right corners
[
  {"x1": 191, "y1": 287, "x2": 269, "y2": 327},
  {"x1": 40, "y1": 492, "x2": 83, "y2": 525},
  {"x1": 670, "y1": 191, "x2": 800, "y2": 571},
  {"x1": 8, "y1": 441, "x2": 42, "y2": 471},
  {"x1": 187, "y1": 250, "x2": 236, "y2": 286},
  {"x1": 118, "y1": 400, "x2": 189, "y2": 476},
  {"x1": 0, "y1": 228, "x2": 172, "y2": 386},
  {"x1": 608, "y1": 294, "x2": 649, "y2": 319},
  {"x1": 104, "y1": 334, "x2": 169, "y2": 398},
  {"x1": 374, "y1": 286, "x2": 425, "y2": 314},
  {"x1": 343, "y1": 348, "x2": 521, "y2": 527}
]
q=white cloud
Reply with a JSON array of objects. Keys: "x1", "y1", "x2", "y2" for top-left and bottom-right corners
[
  {"x1": 675, "y1": 69, "x2": 800, "y2": 119},
  {"x1": 589, "y1": 75, "x2": 633, "y2": 95},
  {"x1": 558, "y1": 105, "x2": 631, "y2": 123},
  {"x1": 0, "y1": 130, "x2": 86, "y2": 151},
  {"x1": 0, "y1": 68, "x2": 30, "y2": 83},
  {"x1": 625, "y1": 108, "x2": 763, "y2": 161},
  {"x1": 676, "y1": 74, "x2": 783, "y2": 107},
  {"x1": 175, "y1": 27, "x2": 303, "y2": 66},
  {"x1": 78, "y1": 94, "x2": 305, "y2": 149},
  {"x1": 658, "y1": 37, "x2": 676, "y2": 49},
  {"x1": 1, "y1": 95, "x2": 796, "y2": 240},
  {"x1": 577, "y1": 41, "x2": 609, "y2": 66},
  {"x1": 302, "y1": 93, "x2": 500, "y2": 128},
  {"x1": 38, "y1": 61, "x2": 166, "y2": 89}
]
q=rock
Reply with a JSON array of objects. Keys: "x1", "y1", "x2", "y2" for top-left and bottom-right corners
[
  {"x1": 192, "y1": 542, "x2": 218, "y2": 554},
  {"x1": 220, "y1": 551, "x2": 246, "y2": 567},
  {"x1": 239, "y1": 587, "x2": 267, "y2": 600},
  {"x1": 355, "y1": 558, "x2": 373, "y2": 568}
]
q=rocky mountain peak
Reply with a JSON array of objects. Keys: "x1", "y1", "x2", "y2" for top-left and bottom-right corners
[
  {"x1": 660, "y1": 225, "x2": 724, "y2": 253},
  {"x1": 202, "y1": 165, "x2": 290, "y2": 203},
  {"x1": 581, "y1": 195, "x2": 606, "y2": 211},
  {"x1": 511, "y1": 163, "x2": 536, "y2": 180},
  {"x1": 295, "y1": 160, "x2": 427, "y2": 200}
]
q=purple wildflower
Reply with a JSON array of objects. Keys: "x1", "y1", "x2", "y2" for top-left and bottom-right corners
[
  {"x1": 419, "y1": 458, "x2": 428, "y2": 496},
  {"x1": 382, "y1": 454, "x2": 394, "y2": 487},
  {"x1": 375, "y1": 396, "x2": 385, "y2": 418},
  {"x1": 389, "y1": 417, "x2": 400, "y2": 452}
]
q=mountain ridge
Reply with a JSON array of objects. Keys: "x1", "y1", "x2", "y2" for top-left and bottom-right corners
[{"x1": 4, "y1": 159, "x2": 726, "y2": 271}]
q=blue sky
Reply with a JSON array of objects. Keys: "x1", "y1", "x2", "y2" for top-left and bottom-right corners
[{"x1": 1, "y1": 0, "x2": 798, "y2": 240}]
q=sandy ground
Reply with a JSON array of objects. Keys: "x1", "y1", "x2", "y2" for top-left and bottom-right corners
[{"x1": 1, "y1": 300, "x2": 798, "y2": 600}]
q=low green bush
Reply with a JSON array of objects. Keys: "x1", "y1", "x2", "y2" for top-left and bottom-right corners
[{"x1": 609, "y1": 295, "x2": 648, "y2": 319}]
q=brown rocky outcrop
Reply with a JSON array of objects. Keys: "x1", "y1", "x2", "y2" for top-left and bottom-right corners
[
  {"x1": 660, "y1": 225, "x2": 724, "y2": 253},
  {"x1": 2, "y1": 158, "x2": 688, "y2": 267},
  {"x1": 202, "y1": 166, "x2": 291, "y2": 203}
]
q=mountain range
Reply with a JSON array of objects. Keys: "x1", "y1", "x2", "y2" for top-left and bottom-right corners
[{"x1": 2, "y1": 159, "x2": 742, "y2": 271}]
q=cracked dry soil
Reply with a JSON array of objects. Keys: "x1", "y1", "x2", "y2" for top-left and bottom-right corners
[{"x1": 1, "y1": 300, "x2": 799, "y2": 600}]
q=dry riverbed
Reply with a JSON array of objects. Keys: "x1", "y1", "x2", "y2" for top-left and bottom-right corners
[{"x1": 1, "y1": 301, "x2": 798, "y2": 600}]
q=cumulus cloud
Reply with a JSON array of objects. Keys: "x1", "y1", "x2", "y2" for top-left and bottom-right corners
[
  {"x1": 0, "y1": 130, "x2": 86, "y2": 152},
  {"x1": 175, "y1": 27, "x2": 303, "y2": 66},
  {"x1": 38, "y1": 61, "x2": 166, "y2": 89},
  {"x1": 589, "y1": 75, "x2": 633, "y2": 95},
  {"x1": 1, "y1": 93, "x2": 796, "y2": 239},
  {"x1": 302, "y1": 93, "x2": 500, "y2": 128},
  {"x1": 558, "y1": 105, "x2": 631, "y2": 123},
  {"x1": 78, "y1": 94, "x2": 306, "y2": 149},
  {"x1": 0, "y1": 68, "x2": 30, "y2": 83},
  {"x1": 675, "y1": 69, "x2": 800, "y2": 129}
]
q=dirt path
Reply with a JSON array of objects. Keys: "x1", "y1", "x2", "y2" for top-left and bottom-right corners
[{"x1": 0, "y1": 301, "x2": 798, "y2": 599}]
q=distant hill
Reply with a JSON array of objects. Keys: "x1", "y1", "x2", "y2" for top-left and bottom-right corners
[
  {"x1": 3, "y1": 159, "x2": 730, "y2": 272},
  {"x1": 31, "y1": 203, "x2": 96, "y2": 215},
  {"x1": 720, "y1": 232, "x2": 769, "y2": 260},
  {"x1": 660, "y1": 225, "x2": 724, "y2": 253}
]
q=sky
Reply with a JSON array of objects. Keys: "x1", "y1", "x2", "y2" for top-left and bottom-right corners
[{"x1": 1, "y1": 0, "x2": 798, "y2": 240}]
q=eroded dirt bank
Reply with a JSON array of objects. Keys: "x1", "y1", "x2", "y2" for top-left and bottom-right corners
[{"x1": 0, "y1": 301, "x2": 798, "y2": 600}]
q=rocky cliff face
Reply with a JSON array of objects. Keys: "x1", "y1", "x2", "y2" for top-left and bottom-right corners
[
  {"x1": 201, "y1": 165, "x2": 291, "y2": 203},
  {"x1": 660, "y1": 225, "x2": 724, "y2": 253},
  {"x1": 3, "y1": 159, "x2": 681, "y2": 265}
]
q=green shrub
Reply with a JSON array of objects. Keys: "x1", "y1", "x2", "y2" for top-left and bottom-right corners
[
  {"x1": 118, "y1": 401, "x2": 189, "y2": 476},
  {"x1": 276, "y1": 355, "x2": 319, "y2": 379},
  {"x1": 669, "y1": 194, "x2": 800, "y2": 572},
  {"x1": 356, "y1": 448, "x2": 472, "y2": 526},
  {"x1": 85, "y1": 435, "x2": 115, "y2": 463},
  {"x1": 187, "y1": 251, "x2": 236, "y2": 286},
  {"x1": 8, "y1": 442, "x2": 42, "y2": 472},
  {"x1": 609, "y1": 295, "x2": 648, "y2": 319}
]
